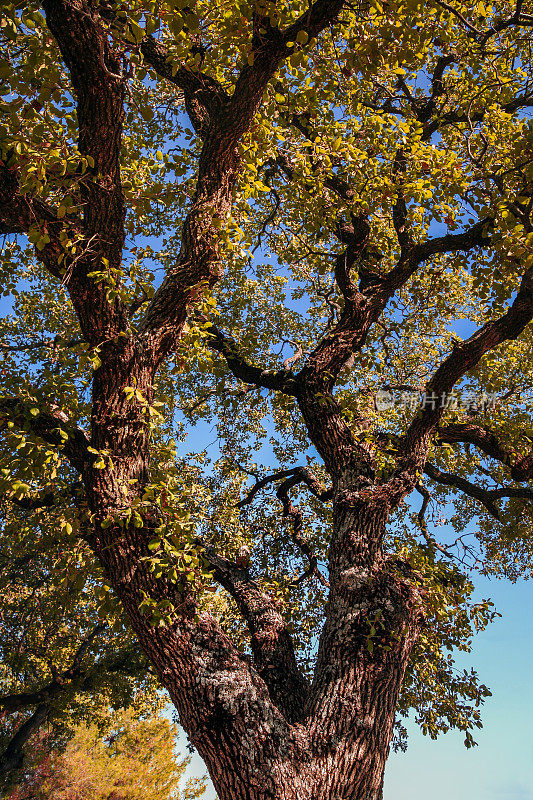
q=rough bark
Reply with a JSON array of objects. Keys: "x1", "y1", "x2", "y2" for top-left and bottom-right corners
[{"x1": 88, "y1": 488, "x2": 423, "y2": 800}]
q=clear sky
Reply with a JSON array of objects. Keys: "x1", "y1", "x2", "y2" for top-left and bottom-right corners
[{"x1": 385, "y1": 574, "x2": 533, "y2": 800}]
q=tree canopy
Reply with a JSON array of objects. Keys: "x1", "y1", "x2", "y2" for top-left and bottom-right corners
[
  {"x1": 0, "y1": 497, "x2": 158, "y2": 784},
  {"x1": 1, "y1": 1, "x2": 533, "y2": 798}
]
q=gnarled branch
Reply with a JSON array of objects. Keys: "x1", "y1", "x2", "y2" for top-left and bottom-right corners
[
  {"x1": 207, "y1": 325, "x2": 298, "y2": 393},
  {"x1": 424, "y1": 462, "x2": 533, "y2": 521},
  {"x1": 237, "y1": 466, "x2": 331, "y2": 588},
  {"x1": 199, "y1": 543, "x2": 309, "y2": 723},
  {"x1": 238, "y1": 466, "x2": 333, "y2": 508}
]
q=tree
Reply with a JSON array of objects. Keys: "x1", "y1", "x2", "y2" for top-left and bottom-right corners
[
  {"x1": 6, "y1": 703, "x2": 207, "y2": 800},
  {"x1": 1, "y1": 0, "x2": 533, "y2": 798},
  {"x1": 0, "y1": 498, "x2": 159, "y2": 786}
]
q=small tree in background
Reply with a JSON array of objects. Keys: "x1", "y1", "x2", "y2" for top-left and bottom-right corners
[
  {"x1": 0, "y1": 498, "x2": 159, "y2": 784},
  {"x1": 6, "y1": 704, "x2": 207, "y2": 800}
]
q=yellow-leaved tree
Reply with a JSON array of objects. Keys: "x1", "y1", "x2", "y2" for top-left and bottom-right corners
[{"x1": 7, "y1": 705, "x2": 207, "y2": 800}]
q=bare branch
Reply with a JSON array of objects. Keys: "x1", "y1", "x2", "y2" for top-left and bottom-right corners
[
  {"x1": 238, "y1": 466, "x2": 333, "y2": 509},
  {"x1": 275, "y1": 476, "x2": 330, "y2": 588},
  {"x1": 237, "y1": 466, "x2": 331, "y2": 587},
  {"x1": 414, "y1": 482, "x2": 453, "y2": 557},
  {"x1": 297, "y1": 216, "x2": 492, "y2": 411}
]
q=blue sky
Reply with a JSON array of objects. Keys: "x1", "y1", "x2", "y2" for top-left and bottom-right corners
[{"x1": 385, "y1": 574, "x2": 533, "y2": 800}]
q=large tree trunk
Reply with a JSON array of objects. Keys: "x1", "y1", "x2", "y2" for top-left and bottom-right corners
[
  {"x1": 303, "y1": 494, "x2": 425, "y2": 800},
  {"x1": 86, "y1": 419, "x2": 424, "y2": 800}
]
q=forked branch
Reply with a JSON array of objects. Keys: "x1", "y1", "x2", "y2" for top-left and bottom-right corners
[
  {"x1": 238, "y1": 466, "x2": 331, "y2": 588},
  {"x1": 200, "y1": 543, "x2": 309, "y2": 722}
]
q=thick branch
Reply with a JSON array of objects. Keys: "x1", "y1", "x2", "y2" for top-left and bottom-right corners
[
  {"x1": 137, "y1": 0, "x2": 351, "y2": 362},
  {"x1": 438, "y1": 421, "x2": 533, "y2": 481},
  {"x1": 42, "y1": 0, "x2": 127, "y2": 340},
  {"x1": 0, "y1": 631, "x2": 146, "y2": 781},
  {"x1": 299, "y1": 217, "x2": 492, "y2": 404},
  {"x1": 380, "y1": 217, "x2": 492, "y2": 298},
  {"x1": 0, "y1": 626, "x2": 127, "y2": 719},
  {"x1": 0, "y1": 162, "x2": 77, "y2": 280},
  {"x1": 283, "y1": 0, "x2": 349, "y2": 44},
  {"x1": 0, "y1": 703, "x2": 49, "y2": 778},
  {"x1": 140, "y1": 36, "x2": 228, "y2": 138},
  {"x1": 424, "y1": 462, "x2": 501, "y2": 519},
  {"x1": 424, "y1": 462, "x2": 533, "y2": 521},
  {"x1": 0, "y1": 625, "x2": 104, "y2": 714},
  {"x1": 207, "y1": 325, "x2": 298, "y2": 393},
  {"x1": 394, "y1": 263, "x2": 533, "y2": 486},
  {"x1": 0, "y1": 626, "x2": 102, "y2": 779},
  {"x1": 197, "y1": 544, "x2": 309, "y2": 723}
]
